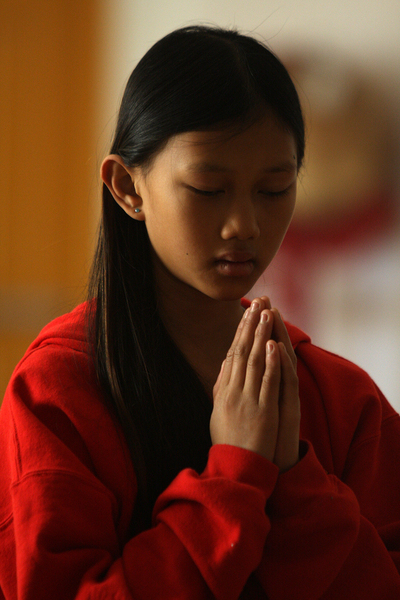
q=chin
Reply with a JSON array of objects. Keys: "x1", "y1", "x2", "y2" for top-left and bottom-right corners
[{"x1": 203, "y1": 281, "x2": 255, "y2": 303}]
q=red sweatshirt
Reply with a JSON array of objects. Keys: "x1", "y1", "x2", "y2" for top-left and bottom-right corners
[{"x1": 0, "y1": 303, "x2": 399, "y2": 600}]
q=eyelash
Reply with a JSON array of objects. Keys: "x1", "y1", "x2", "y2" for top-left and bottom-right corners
[
  {"x1": 189, "y1": 187, "x2": 222, "y2": 197},
  {"x1": 189, "y1": 187, "x2": 291, "y2": 198},
  {"x1": 260, "y1": 188, "x2": 291, "y2": 199}
]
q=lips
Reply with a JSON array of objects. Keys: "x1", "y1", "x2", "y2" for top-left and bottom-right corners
[
  {"x1": 214, "y1": 251, "x2": 255, "y2": 277},
  {"x1": 215, "y1": 251, "x2": 255, "y2": 263}
]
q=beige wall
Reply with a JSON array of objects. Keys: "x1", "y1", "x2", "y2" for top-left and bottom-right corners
[
  {"x1": 100, "y1": 0, "x2": 400, "y2": 111},
  {"x1": 99, "y1": 0, "x2": 400, "y2": 408},
  {"x1": 0, "y1": 1, "x2": 101, "y2": 398}
]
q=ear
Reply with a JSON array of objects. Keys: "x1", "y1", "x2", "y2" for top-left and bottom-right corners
[{"x1": 100, "y1": 154, "x2": 145, "y2": 220}]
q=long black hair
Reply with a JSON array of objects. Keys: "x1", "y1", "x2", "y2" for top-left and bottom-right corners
[{"x1": 87, "y1": 25, "x2": 305, "y2": 530}]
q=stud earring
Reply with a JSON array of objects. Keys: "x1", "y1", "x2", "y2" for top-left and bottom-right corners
[{"x1": 134, "y1": 208, "x2": 141, "y2": 213}]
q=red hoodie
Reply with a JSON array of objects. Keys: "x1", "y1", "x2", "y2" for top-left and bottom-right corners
[{"x1": 0, "y1": 303, "x2": 399, "y2": 599}]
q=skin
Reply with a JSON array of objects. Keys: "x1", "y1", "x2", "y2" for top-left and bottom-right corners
[{"x1": 101, "y1": 113, "x2": 301, "y2": 472}]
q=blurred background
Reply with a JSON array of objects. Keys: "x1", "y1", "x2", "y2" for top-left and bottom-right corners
[{"x1": 1, "y1": 0, "x2": 399, "y2": 409}]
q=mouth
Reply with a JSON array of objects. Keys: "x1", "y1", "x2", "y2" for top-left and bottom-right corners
[
  {"x1": 216, "y1": 251, "x2": 255, "y2": 263},
  {"x1": 214, "y1": 252, "x2": 255, "y2": 277}
]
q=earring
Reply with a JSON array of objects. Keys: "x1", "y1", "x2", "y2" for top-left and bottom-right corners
[{"x1": 134, "y1": 208, "x2": 141, "y2": 213}]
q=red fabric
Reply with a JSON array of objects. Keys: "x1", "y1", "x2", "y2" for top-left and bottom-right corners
[{"x1": 1, "y1": 302, "x2": 400, "y2": 599}]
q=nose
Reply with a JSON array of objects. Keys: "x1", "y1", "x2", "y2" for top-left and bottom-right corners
[{"x1": 220, "y1": 196, "x2": 260, "y2": 241}]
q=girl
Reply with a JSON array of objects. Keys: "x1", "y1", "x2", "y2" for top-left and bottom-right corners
[{"x1": 1, "y1": 25, "x2": 399, "y2": 600}]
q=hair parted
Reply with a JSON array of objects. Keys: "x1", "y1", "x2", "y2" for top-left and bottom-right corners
[
  {"x1": 87, "y1": 24, "x2": 305, "y2": 531},
  {"x1": 113, "y1": 25, "x2": 304, "y2": 169}
]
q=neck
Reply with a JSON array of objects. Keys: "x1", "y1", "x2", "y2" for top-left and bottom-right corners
[{"x1": 155, "y1": 279, "x2": 245, "y2": 395}]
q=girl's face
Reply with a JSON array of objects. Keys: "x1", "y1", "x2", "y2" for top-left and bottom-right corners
[{"x1": 134, "y1": 113, "x2": 298, "y2": 303}]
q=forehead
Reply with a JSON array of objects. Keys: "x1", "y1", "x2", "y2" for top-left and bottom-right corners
[{"x1": 157, "y1": 115, "x2": 297, "y2": 173}]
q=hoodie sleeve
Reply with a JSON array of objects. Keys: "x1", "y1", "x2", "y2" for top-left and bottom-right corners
[
  {"x1": 253, "y1": 335, "x2": 400, "y2": 600},
  {"x1": 0, "y1": 337, "x2": 280, "y2": 600}
]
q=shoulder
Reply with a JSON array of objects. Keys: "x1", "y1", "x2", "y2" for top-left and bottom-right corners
[
  {"x1": 285, "y1": 320, "x2": 400, "y2": 474},
  {"x1": 10, "y1": 301, "x2": 91, "y2": 379},
  {"x1": 1, "y1": 303, "x2": 109, "y2": 470},
  {"x1": 2, "y1": 301, "x2": 109, "y2": 424},
  {"x1": 286, "y1": 319, "x2": 391, "y2": 413},
  {"x1": 24, "y1": 301, "x2": 91, "y2": 356},
  {"x1": 0, "y1": 303, "x2": 135, "y2": 540},
  {"x1": 1, "y1": 300, "x2": 133, "y2": 486},
  {"x1": 3, "y1": 303, "x2": 97, "y2": 415}
]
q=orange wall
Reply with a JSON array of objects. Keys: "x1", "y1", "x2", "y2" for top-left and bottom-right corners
[{"x1": 0, "y1": 1, "x2": 100, "y2": 398}]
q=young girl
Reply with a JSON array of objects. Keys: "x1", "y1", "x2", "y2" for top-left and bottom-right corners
[{"x1": 1, "y1": 25, "x2": 399, "y2": 600}]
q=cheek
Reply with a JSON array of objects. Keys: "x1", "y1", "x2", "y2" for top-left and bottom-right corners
[
  {"x1": 166, "y1": 200, "x2": 213, "y2": 243},
  {"x1": 277, "y1": 194, "x2": 296, "y2": 225},
  {"x1": 262, "y1": 201, "x2": 295, "y2": 231},
  {"x1": 280, "y1": 203, "x2": 296, "y2": 232},
  {"x1": 145, "y1": 207, "x2": 207, "y2": 260}
]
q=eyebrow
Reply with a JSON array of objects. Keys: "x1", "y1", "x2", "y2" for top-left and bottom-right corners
[{"x1": 185, "y1": 161, "x2": 297, "y2": 174}]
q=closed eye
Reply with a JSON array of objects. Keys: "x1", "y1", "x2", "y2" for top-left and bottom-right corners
[
  {"x1": 259, "y1": 187, "x2": 291, "y2": 198},
  {"x1": 188, "y1": 186, "x2": 223, "y2": 197},
  {"x1": 187, "y1": 186, "x2": 292, "y2": 198}
]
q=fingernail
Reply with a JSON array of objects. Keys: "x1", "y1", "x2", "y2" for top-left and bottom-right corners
[
  {"x1": 260, "y1": 311, "x2": 269, "y2": 323},
  {"x1": 267, "y1": 342, "x2": 274, "y2": 354},
  {"x1": 251, "y1": 300, "x2": 260, "y2": 312}
]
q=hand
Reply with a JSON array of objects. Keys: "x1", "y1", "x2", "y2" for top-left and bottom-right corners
[
  {"x1": 210, "y1": 298, "x2": 300, "y2": 471},
  {"x1": 270, "y1": 308, "x2": 300, "y2": 472}
]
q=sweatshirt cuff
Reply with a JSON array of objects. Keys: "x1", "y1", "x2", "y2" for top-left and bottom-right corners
[
  {"x1": 204, "y1": 444, "x2": 279, "y2": 498},
  {"x1": 267, "y1": 440, "x2": 338, "y2": 516}
]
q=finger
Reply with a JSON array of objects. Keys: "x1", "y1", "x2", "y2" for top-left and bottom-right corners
[
  {"x1": 220, "y1": 299, "x2": 262, "y2": 390},
  {"x1": 259, "y1": 296, "x2": 272, "y2": 310},
  {"x1": 219, "y1": 307, "x2": 249, "y2": 388},
  {"x1": 252, "y1": 296, "x2": 271, "y2": 313},
  {"x1": 246, "y1": 296, "x2": 270, "y2": 312},
  {"x1": 273, "y1": 342, "x2": 300, "y2": 472},
  {"x1": 270, "y1": 308, "x2": 297, "y2": 369},
  {"x1": 213, "y1": 359, "x2": 225, "y2": 397},
  {"x1": 250, "y1": 339, "x2": 281, "y2": 461},
  {"x1": 258, "y1": 339, "x2": 281, "y2": 411},
  {"x1": 228, "y1": 299, "x2": 263, "y2": 389},
  {"x1": 243, "y1": 310, "x2": 273, "y2": 399}
]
